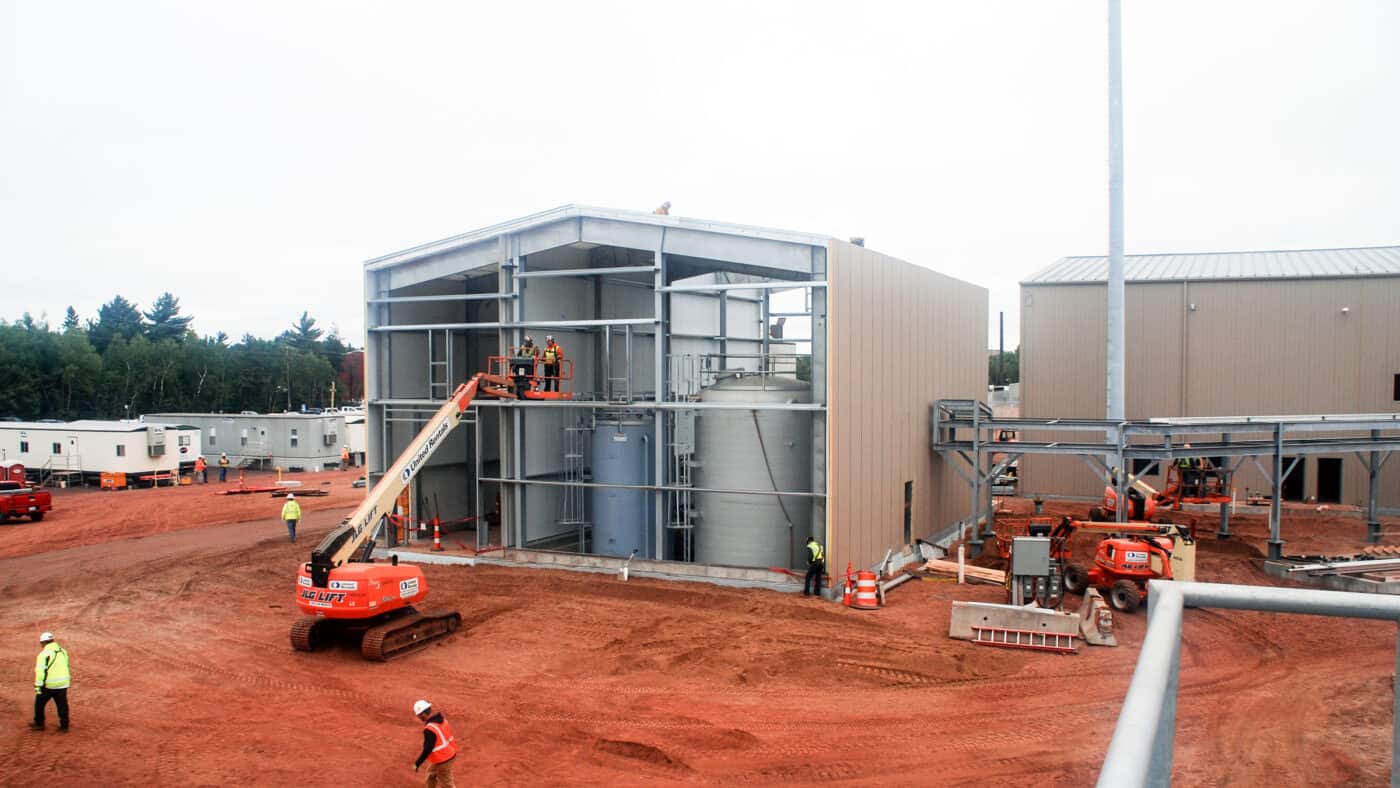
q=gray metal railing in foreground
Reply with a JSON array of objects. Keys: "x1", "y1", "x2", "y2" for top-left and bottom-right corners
[{"x1": 1098, "y1": 580, "x2": 1400, "y2": 787}]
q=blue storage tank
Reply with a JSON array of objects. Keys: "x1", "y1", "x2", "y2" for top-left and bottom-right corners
[{"x1": 590, "y1": 415, "x2": 653, "y2": 557}]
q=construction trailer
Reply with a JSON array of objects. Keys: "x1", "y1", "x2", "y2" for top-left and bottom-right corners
[
  {"x1": 344, "y1": 411, "x2": 366, "y2": 467},
  {"x1": 1019, "y1": 245, "x2": 1400, "y2": 512},
  {"x1": 362, "y1": 204, "x2": 986, "y2": 579},
  {"x1": 144, "y1": 412, "x2": 348, "y2": 471},
  {"x1": 0, "y1": 420, "x2": 201, "y2": 486}
]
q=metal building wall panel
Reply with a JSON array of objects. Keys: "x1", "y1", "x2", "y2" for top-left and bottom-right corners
[
  {"x1": 1020, "y1": 277, "x2": 1400, "y2": 509},
  {"x1": 827, "y1": 240, "x2": 987, "y2": 571}
]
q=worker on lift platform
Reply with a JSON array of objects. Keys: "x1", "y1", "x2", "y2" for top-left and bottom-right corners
[
  {"x1": 541, "y1": 336, "x2": 564, "y2": 393},
  {"x1": 511, "y1": 336, "x2": 539, "y2": 396}
]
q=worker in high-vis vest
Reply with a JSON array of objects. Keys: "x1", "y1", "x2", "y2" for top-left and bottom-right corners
[
  {"x1": 803, "y1": 537, "x2": 825, "y2": 597},
  {"x1": 281, "y1": 494, "x2": 302, "y2": 544},
  {"x1": 340, "y1": 445, "x2": 351, "y2": 471},
  {"x1": 541, "y1": 335, "x2": 563, "y2": 392},
  {"x1": 194, "y1": 455, "x2": 207, "y2": 483},
  {"x1": 412, "y1": 699, "x2": 458, "y2": 787},
  {"x1": 31, "y1": 631, "x2": 70, "y2": 731}
]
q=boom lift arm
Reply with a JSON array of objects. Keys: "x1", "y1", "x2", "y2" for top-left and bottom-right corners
[{"x1": 307, "y1": 372, "x2": 514, "y2": 588}]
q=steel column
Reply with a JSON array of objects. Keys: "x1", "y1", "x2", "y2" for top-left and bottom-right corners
[
  {"x1": 1217, "y1": 432, "x2": 1232, "y2": 539},
  {"x1": 1269, "y1": 424, "x2": 1285, "y2": 559},
  {"x1": 1370, "y1": 430, "x2": 1383, "y2": 543},
  {"x1": 653, "y1": 238, "x2": 668, "y2": 560},
  {"x1": 510, "y1": 235, "x2": 525, "y2": 549},
  {"x1": 969, "y1": 407, "x2": 982, "y2": 547}
]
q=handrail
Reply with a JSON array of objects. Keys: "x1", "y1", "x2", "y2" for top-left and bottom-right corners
[{"x1": 1098, "y1": 580, "x2": 1400, "y2": 786}]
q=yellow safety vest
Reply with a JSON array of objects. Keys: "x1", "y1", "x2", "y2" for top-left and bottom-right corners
[
  {"x1": 281, "y1": 500, "x2": 302, "y2": 521},
  {"x1": 517, "y1": 345, "x2": 537, "y2": 358},
  {"x1": 808, "y1": 542, "x2": 824, "y2": 562},
  {"x1": 543, "y1": 345, "x2": 560, "y2": 363},
  {"x1": 35, "y1": 643, "x2": 70, "y2": 690}
]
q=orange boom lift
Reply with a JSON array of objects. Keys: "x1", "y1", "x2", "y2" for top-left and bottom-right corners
[{"x1": 289, "y1": 372, "x2": 522, "y2": 660}]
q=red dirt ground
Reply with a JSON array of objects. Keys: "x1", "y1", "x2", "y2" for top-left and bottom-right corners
[{"x1": 0, "y1": 491, "x2": 1396, "y2": 785}]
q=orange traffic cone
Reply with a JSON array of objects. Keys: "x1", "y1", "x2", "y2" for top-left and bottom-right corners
[
  {"x1": 842, "y1": 561, "x2": 854, "y2": 607},
  {"x1": 431, "y1": 517, "x2": 444, "y2": 552}
]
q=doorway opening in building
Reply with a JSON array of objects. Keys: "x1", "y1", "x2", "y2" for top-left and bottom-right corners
[
  {"x1": 1316, "y1": 458, "x2": 1342, "y2": 504},
  {"x1": 903, "y1": 481, "x2": 913, "y2": 543},
  {"x1": 1281, "y1": 456, "x2": 1305, "y2": 501}
]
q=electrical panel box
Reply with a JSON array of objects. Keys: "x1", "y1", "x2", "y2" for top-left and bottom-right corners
[
  {"x1": 672, "y1": 410, "x2": 695, "y2": 456},
  {"x1": 1010, "y1": 536, "x2": 1051, "y2": 577}
]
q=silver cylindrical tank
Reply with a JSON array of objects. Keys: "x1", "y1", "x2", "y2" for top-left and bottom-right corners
[
  {"x1": 693, "y1": 374, "x2": 812, "y2": 568},
  {"x1": 590, "y1": 415, "x2": 653, "y2": 557}
]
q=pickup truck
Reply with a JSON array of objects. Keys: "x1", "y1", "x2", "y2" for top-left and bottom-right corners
[{"x1": 0, "y1": 480, "x2": 52, "y2": 522}]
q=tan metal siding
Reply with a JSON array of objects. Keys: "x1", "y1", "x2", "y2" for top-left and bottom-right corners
[
  {"x1": 1021, "y1": 277, "x2": 1400, "y2": 508},
  {"x1": 828, "y1": 240, "x2": 987, "y2": 571}
]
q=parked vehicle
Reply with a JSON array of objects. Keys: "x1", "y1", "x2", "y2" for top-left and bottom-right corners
[{"x1": 0, "y1": 480, "x2": 52, "y2": 522}]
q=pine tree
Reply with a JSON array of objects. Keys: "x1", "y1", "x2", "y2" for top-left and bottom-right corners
[{"x1": 143, "y1": 292, "x2": 194, "y2": 343}]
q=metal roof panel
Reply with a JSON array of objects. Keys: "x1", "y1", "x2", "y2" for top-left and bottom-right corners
[{"x1": 1023, "y1": 245, "x2": 1400, "y2": 284}]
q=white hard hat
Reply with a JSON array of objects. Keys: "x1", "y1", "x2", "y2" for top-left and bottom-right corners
[
  {"x1": 546, "y1": 335, "x2": 554, "y2": 341},
  {"x1": 286, "y1": 493, "x2": 295, "y2": 499},
  {"x1": 413, "y1": 700, "x2": 432, "y2": 715},
  {"x1": 39, "y1": 632, "x2": 53, "y2": 643}
]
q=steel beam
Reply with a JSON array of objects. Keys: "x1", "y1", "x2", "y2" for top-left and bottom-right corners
[
  {"x1": 515, "y1": 265, "x2": 657, "y2": 279},
  {"x1": 661, "y1": 281, "x2": 827, "y2": 293},
  {"x1": 368, "y1": 292, "x2": 512, "y2": 304},
  {"x1": 479, "y1": 476, "x2": 825, "y2": 498}
]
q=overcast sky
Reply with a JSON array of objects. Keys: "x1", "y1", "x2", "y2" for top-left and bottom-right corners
[{"x1": 3, "y1": 1, "x2": 1396, "y2": 348}]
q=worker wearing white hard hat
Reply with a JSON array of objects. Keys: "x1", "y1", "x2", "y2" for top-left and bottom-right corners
[
  {"x1": 32, "y1": 631, "x2": 71, "y2": 731},
  {"x1": 281, "y1": 493, "x2": 302, "y2": 545},
  {"x1": 412, "y1": 699, "x2": 459, "y2": 784},
  {"x1": 340, "y1": 444, "x2": 351, "y2": 470}
]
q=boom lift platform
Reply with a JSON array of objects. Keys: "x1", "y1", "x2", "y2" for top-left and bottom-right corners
[{"x1": 291, "y1": 370, "x2": 525, "y2": 660}]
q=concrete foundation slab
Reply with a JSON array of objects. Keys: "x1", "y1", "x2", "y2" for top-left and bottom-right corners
[{"x1": 377, "y1": 547, "x2": 805, "y2": 592}]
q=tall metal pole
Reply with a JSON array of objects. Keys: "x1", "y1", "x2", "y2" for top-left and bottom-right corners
[
  {"x1": 1106, "y1": 0, "x2": 1126, "y2": 425},
  {"x1": 998, "y1": 311, "x2": 1005, "y2": 386}
]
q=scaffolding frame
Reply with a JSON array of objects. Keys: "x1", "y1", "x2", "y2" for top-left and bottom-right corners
[{"x1": 932, "y1": 399, "x2": 1400, "y2": 558}]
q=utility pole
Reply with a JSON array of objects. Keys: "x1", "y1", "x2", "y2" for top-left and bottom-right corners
[
  {"x1": 1106, "y1": 0, "x2": 1125, "y2": 423},
  {"x1": 998, "y1": 311, "x2": 1005, "y2": 386}
]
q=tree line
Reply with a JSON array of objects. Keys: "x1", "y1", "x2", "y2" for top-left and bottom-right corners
[{"x1": 0, "y1": 293, "x2": 364, "y2": 421}]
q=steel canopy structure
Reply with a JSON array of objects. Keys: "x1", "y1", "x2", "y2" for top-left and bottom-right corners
[{"x1": 932, "y1": 399, "x2": 1400, "y2": 558}]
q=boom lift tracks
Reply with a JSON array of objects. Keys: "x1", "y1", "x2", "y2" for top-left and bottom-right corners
[{"x1": 290, "y1": 372, "x2": 515, "y2": 660}]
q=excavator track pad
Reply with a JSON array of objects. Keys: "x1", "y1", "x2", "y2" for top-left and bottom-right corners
[
  {"x1": 290, "y1": 617, "x2": 331, "y2": 652},
  {"x1": 361, "y1": 608, "x2": 463, "y2": 661}
]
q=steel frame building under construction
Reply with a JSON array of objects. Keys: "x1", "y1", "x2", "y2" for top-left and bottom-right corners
[
  {"x1": 362, "y1": 205, "x2": 986, "y2": 580},
  {"x1": 931, "y1": 399, "x2": 1400, "y2": 559}
]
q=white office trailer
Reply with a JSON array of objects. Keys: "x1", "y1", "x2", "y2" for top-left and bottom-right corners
[
  {"x1": 146, "y1": 412, "x2": 349, "y2": 471},
  {"x1": 0, "y1": 420, "x2": 201, "y2": 485}
]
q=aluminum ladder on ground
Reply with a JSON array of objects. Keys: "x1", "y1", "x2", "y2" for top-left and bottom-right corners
[{"x1": 971, "y1": 626, "x2": 1077, "y2": 654}]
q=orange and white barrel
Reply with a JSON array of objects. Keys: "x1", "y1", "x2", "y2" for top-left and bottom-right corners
[
  {"x1": 852, "y1": 570, "x2": 880, "y2": 610},
  {"x1": 432, "y1": 521, "x2": 444, "y2": 552}
]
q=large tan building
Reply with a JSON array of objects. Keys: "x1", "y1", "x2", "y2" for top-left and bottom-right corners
[
  {"x1": 1020, "y1": 245, "x2": 1400, "y2": 510},
  {"x1": 364, "y1": 205, "x2": 986, "y2": 579}
]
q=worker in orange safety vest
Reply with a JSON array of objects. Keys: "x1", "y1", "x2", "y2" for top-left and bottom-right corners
[
  {"x1": 541, "y1": 336, "x2": 564, "y2": 392},
  {"x1": 412, "y1": 699, "x2": 458, "y2": 787},
  {"x1": 194, "y1": 455, "x2": 207, "y2": 483}
]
